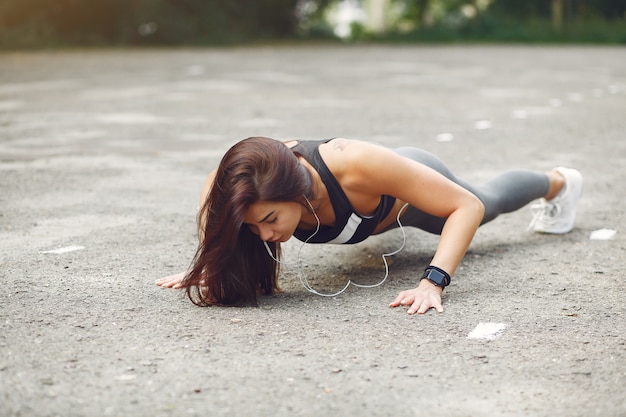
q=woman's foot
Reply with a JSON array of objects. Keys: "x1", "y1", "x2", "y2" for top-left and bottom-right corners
[{"x1": 530, "y1": 167, "x2": 583, "y2": 234}]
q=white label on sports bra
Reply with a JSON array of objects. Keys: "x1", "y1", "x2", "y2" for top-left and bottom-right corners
[{"x1": 327, "y1": 213, "x2": 362, "y2": 244}]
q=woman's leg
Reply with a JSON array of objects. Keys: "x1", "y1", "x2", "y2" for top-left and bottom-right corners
[{"x1": 385, "y1": 147, "x2": 552, "y2": 235}]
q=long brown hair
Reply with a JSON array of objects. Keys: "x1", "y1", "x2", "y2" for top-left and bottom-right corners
[{"x1": 183, "y1": 137, "x2": 314, "y2": 306}]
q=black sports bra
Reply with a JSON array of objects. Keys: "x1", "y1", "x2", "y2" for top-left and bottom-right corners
[{"x1": 291, "y1": 139, "x2": 396, "y2": 244}]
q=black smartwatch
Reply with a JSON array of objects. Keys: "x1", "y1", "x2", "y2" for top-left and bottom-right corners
[{"x1": 420, "y1": 266, "x2": 451, "y2": 288}]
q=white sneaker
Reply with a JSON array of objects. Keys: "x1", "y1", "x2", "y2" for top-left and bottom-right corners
[{"x1": 529, "y1": 167, "x2": 583, "y2": 234}]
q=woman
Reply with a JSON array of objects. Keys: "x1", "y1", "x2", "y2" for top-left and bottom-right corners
[{"x1": 156, "y1": 137, "x2": 583, "y2": 314}]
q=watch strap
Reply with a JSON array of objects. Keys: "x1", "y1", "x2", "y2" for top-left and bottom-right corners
[{"x1": 420, "y1": 265, "x2": 451, "y2": 288}]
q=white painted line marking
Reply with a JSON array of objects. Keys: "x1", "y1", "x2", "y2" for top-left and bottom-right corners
[
  {"x1": 567, "y1": 92, "x2": 584, "y2": 102},
  {"x1": 467, "y1": 322, "x2": 507, "y2": 340},
  {"x1": 590, "y1": 229, "x2": 617, "y2": 240},
  {"x1": 473, "y1": 120, "x2": 492, "y2": 130},
  {"x1": 511, "y1": 110, "x2": 528, "y2": 119},
  {"x1": 549, "y1": 98, "x2": 562, "y2": 107},
  {"x1": 40, "y1": 245, "x2": 85, "y2": 254},
  {"x1": 436, "y1": 133, "x2": 454, "y2": 142}
]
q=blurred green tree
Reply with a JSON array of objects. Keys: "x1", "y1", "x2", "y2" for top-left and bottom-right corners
[
  {"x1": 0, "y1": 0, "x2": 623, "y2": 47},
  {"x1": 0, "y1": 0, "x2": 312, "y2": 47}
]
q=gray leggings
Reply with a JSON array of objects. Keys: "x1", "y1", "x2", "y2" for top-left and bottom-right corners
[{"x1": 383, "y1": 147, "x2": 550, "y2": 235}]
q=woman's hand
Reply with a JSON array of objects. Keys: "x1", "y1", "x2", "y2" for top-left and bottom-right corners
[
  {"x1": 389, "y1": 279, "x2": 444, "y2": 314},
  {"x1": 156, "y1": 271, "x2": 187, "y2": 289}
]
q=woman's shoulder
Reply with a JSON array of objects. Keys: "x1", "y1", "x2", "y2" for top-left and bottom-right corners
[
  {"x1": 286, "y1": 138, "x2": 342, "y2": 149},
  {"x1": 284, "y1": 140, "x2": 299, "y2": 149},
  {"x1": 319, "y1": 139, "x2": 379, "y2": 182},
  {"x1": 320, "y1": 138, "x2": 385, "y2": 166}
]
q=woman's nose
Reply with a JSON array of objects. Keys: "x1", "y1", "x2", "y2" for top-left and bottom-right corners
[{"x1": 258, "y1": 226, "x2": 274, "y2": 242}]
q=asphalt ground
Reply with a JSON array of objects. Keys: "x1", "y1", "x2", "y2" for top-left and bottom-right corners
[{"x1": 1, "y1": 45, "x2": 625, "y2": 417}]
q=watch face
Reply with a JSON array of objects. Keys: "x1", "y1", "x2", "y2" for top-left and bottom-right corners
[{"x1": 428, "y1": 269, "x2": 446, "y2": 286}]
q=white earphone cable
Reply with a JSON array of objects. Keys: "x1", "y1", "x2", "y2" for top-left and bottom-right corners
[{"x1": 264, "y1": 198, "x2": 409, "y2": 297}]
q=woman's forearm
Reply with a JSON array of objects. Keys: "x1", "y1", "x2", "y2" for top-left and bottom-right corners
[{"x1": 429, "y1": 200, "x2": 484, "y2": 277}]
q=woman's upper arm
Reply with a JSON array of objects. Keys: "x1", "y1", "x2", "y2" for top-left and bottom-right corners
[{"x1": 334, "y1": 141, "x2": 480, "y2": 217}]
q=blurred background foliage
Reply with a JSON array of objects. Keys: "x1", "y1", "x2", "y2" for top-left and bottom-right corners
[{"x1": 0, "y1": 0, "x2": 624, "y2": 48}]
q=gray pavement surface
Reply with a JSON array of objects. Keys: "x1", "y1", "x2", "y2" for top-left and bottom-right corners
[{"x1": 1, "y1": 45, "x2": 625, "y2": 417}]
